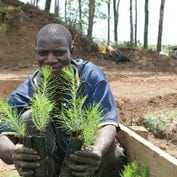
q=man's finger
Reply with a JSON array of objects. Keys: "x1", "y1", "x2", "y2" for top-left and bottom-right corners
[
  {"x1": 13, "y1": 153, "x2": 41, "y2": 161},
  {"x1": 74, "y1": 150, "x2": 101, "y2": 160},
  {"x1": 14, "y1": 160, "x2": 40, "y2": 169},
  {"x1": 68, "y1": 164, "x2": 96, "y2": 172},
  {"x1": 69, "y1": 154, "x2": 100, "y2": 166},
  {"x1": 15, "y1": 144, "x2": 38, "y2": 154}
]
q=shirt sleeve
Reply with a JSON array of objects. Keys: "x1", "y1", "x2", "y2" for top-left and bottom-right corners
[
  {"x1": 90, "y1": 80, "x2": 118, "y2": 127},
  {"x1": 80, "y1": 62, "x2": 118, "y2": 127},
  {"x1": 7, "y1": 71, "x2": 39, "y2": 111}
]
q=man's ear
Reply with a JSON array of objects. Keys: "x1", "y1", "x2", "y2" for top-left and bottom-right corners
[
  {"x1": 34, "y1": 47, "x2": 38, "y2": 62},
  {"x1": 70, "y1": 46, "x2": 74, "y2": 54}
]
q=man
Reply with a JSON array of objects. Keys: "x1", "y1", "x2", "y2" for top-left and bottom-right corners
[{"x1": 0, "y1": 23, "x2": 126, "y2": 177}]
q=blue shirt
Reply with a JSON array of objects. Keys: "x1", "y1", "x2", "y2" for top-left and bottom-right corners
[{"x1": 0, "y1": 59, "x2": 118, "y2": 133}]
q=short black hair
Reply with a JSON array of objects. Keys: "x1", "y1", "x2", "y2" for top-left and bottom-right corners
[{"x1": 36, "y1": 23, "x2": 72, "y2": 48}]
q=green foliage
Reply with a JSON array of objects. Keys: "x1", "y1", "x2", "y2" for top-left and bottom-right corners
[
  {"x1": 31, "y1": 94, "x2": 54, "y2": 135},
  {"x1": 61, "y1": 0, "x2": 107, "y2": 36},
  {"x1": 144, "y1": 109, "x2": 177, "y2": 138},
  {"x1": 120, "y1": 161, "x2": 149, "y2": 177},
  {"x1": 7, "y1": 172, "x2": 20, "y2": 177},
  {"x1": 34, "y1": 66, "x2": 56, "y2": 99},
  {"x1": 0, "y1": 66, "x2": 55, "y2": 137},
  {"x1": 57, "y1": 66, "x2": 103, "y2": 146},
  {"x1": 94, "y1": 0, "x2": 107, "y2": 19},
  {"x1": 0, "y1": 22, "x2": 7, "y2": 32},
  {"x1": 0, "y1": 98, "x2": 26, "y2": 137},
  {"x1": 83, "y1": 103, "x2": 103, "y2": 146},
  {"x1": 0, "y1": 5, "x2": 16, "y2": 20},
  {"x1": 0, "y1": 167, "x2": 20, "y2": 177},
  {"x1": 31, "y1": 66, "x2": 55, "y2": 135},
  {"x1": 0, "y1": 5, "x2": 17, "y2": 32}
]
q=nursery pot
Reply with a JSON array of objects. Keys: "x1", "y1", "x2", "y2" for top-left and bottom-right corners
[
  {"x1": 59, "y1": 136, "x2": 83, "y2": 177},
  {"x1": 22, "y1": 136, "x2": 48, "y2": 177}
]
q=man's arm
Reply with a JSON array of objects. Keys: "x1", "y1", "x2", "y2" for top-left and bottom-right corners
[
  {"x1": 93, "y1": 124, "x2": 116, "y2": 156},
  {"x1": 66, "y1": 125, "x2": 117, "y2": 177},
  {"x1": 0, "y1": 135, "x2": 15, "y2": 164}
]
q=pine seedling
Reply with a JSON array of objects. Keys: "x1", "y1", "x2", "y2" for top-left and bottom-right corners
[
  {"x1": 83, "y1": 102, "x2": 104, "y2": 146},
  {"x1": 57, "y1": 65, "x2": 103, "y2": 145},
  {"x1": 120, "y1": 161, "x2": 149, "y2": 177},
  {"x1": 57, "y1": 66, "x2": 83, "y2": 134},
  {"x1": 34, "y1": 66, "x2": 56, "y2": 99},
  {"x1": 30, "y1": 66, "x2": 56, "y2": 136},
  {"x1": 31, "y1": 94, "x2": 54, "y2": 135},
  {"x1": 0, "y1": 98, "x2": 26, "y2": 137}
]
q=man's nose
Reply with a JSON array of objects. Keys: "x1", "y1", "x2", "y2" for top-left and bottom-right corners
[{"x1": 45, "y1": 53, "x2": 58, "y2": 64}]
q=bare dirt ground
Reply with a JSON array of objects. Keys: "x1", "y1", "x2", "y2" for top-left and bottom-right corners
[
  {"x1": 1, "y1": 55, "x2": 177, "y2": 161},
  {"x1": 1, "y1": 54, "x2": 177, "y2": 176}
]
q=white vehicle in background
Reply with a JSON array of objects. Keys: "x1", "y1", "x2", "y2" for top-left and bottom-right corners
[{"x1": 169, "y1": 46, "x2": 177, "y2": 58}]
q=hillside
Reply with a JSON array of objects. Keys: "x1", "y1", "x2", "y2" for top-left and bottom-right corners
[{"x1": 0, "y1": 0, "x2": 97, "y2": 67}]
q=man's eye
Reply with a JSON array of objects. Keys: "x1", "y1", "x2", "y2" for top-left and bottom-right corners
[
  {"x1": 55, "y1": 51, "x2": 65, "y2": 56},
  {"x1": 38, "y1": 51, "x2": 48, "y2": 56}
]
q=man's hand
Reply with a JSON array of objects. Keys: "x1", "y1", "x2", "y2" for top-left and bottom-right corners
[
  {"x1": 12, "y1": 144, "x2": 41, "y2": 176},
  {"x1": 67, "y1": 146, "x2": 102, "y2": 177}
]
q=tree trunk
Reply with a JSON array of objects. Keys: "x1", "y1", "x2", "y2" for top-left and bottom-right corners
[
  {"x1": 157, "y1": 0, "x2": 166, "y2": 52},
  {"x1": 144, "y1": 0, "x2": 149, "y2": 49},
  {"x1": 134, "y1": 0, "x2": 137, "y2": 47},
  {"x1": 45, "y1": 0, "x2": 52, "y2": 12},
  {"x1": 64, "y1": 0, "x2": 67, "y2": 21},
  {"x1": 54, "y1": 0, "x2": 59, "y2": 17},
  {"x1": 113, "y1": 0, "x2": 120, "y2": 44},
  {"x1": 35, "y1": 0, "x2": 39, "y2": 6},
  {"x1": 107, "y1": 0, "x2": 110, "y2": 45},
  {"x1": 129, "y1": 0, "x2": 133, "y2": 46},
  {"x1": 87, "y1": 0, "x2": 95, "y2": 40},
  {"x1": 78, "y1": 0, "x2": 82, "y2": 33}
]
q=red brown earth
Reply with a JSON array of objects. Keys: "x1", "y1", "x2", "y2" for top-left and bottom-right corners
[{"x1": 0, "y1": 0, "x2": 177, "y2": 174}]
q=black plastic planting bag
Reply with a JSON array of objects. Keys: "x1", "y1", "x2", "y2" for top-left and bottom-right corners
[
  {"x1": 22, "y1": 136, "x2": 48, "y2": 177},
  {"x1": 59, "y1": 137, "x2": 83, "y2": 177}
]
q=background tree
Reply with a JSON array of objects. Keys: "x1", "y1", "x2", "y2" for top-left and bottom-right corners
[
  {"x1": 157, "y1": 0, "x2": 166, "y2": 52},
  {"x1": 113, "y1": 0, "x2": 120, "y2": 44},
  {"x1": 144, "y1": 0, "x2": 149, "y2": 49},
  {"x1": 35, "y1": 0, "x2": 39, "y2": 6},
  {"x1": 107, "y1": 0, "x2": 111, "y2": 44},
  {"x1": 87, "y1": 0, "x2": 95, "y2": 40},
  {"x1": 54, "y1": 0, "x2": 59, "y2": 17},
  {"x1": 30, "y1": 0, "x2": 38, "y2": 6},
  {"x1": 129, "y1": 0, "x2": 133, "y2": 46},
  {"x1": 134, "y1": 0, "x2": 137, "y2": 47},
  {"x1": 78, "y1": 0, "x2": 83, "y2": 33},
  {"x1": 64, "y1": 0, "x2": 67, "y2": 21},
  {"x1": 45, "y1": 0, "x2": 52, "y2": 12}
]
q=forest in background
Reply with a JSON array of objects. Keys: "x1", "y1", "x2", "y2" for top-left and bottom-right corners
[{"x1": 23, "y1": 0, "x2": 167, "y2": 52}]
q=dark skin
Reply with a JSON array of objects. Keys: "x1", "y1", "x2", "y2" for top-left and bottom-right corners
[{"x1": 0, "y1": 32, "x2": 116, "y2": 177}]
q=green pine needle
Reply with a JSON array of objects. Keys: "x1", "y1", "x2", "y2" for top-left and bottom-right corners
[
  {"x1": 83, "y1": 103, "x2": 104, "y2": 146},
  {"x1": 0, "y1": 66, "x2": 56, "y2": 137},
  {"x1": 31, "y1": 66, "x2": 56, "y2": 135},
  {"x1": 31, "y1": 94, "x2": 54, "y2": 135},
  {"x1": 120, "y1": 161, "x2": 149, "y2": 177},
  {"x1": 57, "y1": 65, "x2": 103, "y2": 146},
  {"x1": 0, "y1": 98, "x2": 26, "y2": 137},
  {"x1": 35, "y1": 66, "x2": 56, "y2": 99}
]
